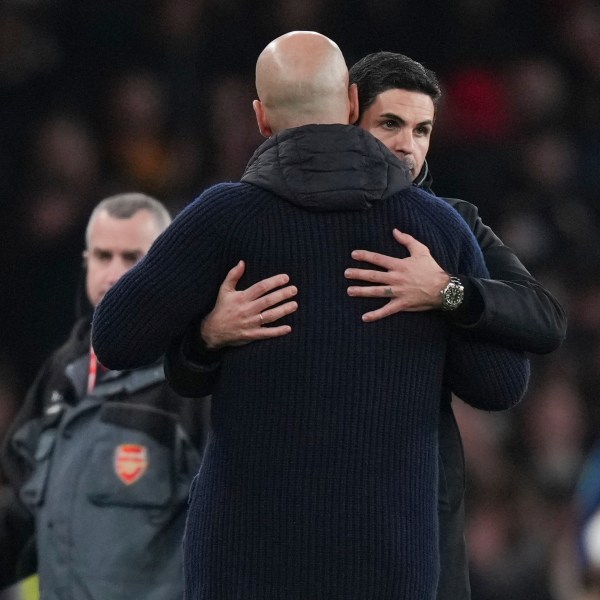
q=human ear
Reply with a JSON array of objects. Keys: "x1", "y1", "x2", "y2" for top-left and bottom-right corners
[
  {"x1": 348, "y1": 83, "x2": 359, "y2": 124},
  {"x1": 253, "y1": 100, "x2": 273, "y2": 138}
]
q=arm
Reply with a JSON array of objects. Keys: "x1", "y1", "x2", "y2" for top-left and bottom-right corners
[
  {"x1": 165, "y1": 260, "x2": 298, "y2": 397},
  {"x1": 448, "y1": 198, "x2": 566, "y2": 353},
  {"x1": 345, "y1": 200, "x2": 567, "y2": 354},
  {"x1": 92, "y1": 186, "x2": 235, "y2": 370},
  {"x1": 437, "y1": 215, "x2": 530, "y2": 411},
  {"x1": 164, "y1": 328, "x2": 223, "y2": 398},
  {"x1": 444, "y1": 333, "x2": 530, "y2": 411}
]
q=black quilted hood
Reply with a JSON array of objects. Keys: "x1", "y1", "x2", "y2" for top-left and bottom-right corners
[{"x1": 241, "y1": 124, "x2": 412, "y2": 212}]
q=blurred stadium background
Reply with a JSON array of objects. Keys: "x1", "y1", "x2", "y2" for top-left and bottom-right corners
[{"x1": 1, "y1": 1, "x2": 600, "y2": 598}]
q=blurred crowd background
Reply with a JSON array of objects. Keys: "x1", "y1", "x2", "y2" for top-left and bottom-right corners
[{"x1": 1, "y1": 0, "x2": 599, "y2": 598}]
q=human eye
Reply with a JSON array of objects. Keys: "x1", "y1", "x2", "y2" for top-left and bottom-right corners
[
  {"x1": 380, "y1": 119, "x2": 399, "y2": 130},
  {"x1": 415, "y1": 124, "x2": 432, "y2": 137},
  {"x1": 123, "y1": 252, "x2": 143, "y2": 265},
  {"x1": 94, "y1": 250, "x2": 112, "y2": 262}
]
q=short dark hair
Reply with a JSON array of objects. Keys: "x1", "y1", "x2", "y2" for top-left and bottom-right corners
[{"x1": 349, "y1": 52, "x2": 442, "y2": 122}]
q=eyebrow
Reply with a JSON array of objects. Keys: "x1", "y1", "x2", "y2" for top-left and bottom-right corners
[
  {"x1": 92, "y1": 248, "x2": 112, "y2": 256},
  {"x1": 380, "y1": 112, "x2": 433, "y2": 128},
  {"x1": 91, "y1": 248, "x2": 144, "y2": 258}
]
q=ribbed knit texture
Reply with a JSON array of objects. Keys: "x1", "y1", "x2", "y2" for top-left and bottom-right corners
[{"x1": 93, "y1": 125, "x2": 529, "y2": 599}]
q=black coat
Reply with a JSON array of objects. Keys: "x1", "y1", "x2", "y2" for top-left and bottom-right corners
[{"x1": 420, "y1": 161, "x2": 566, "y2": 600}]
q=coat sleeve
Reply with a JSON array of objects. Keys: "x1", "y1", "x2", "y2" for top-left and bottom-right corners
[
  {"x1": 446, "y1": 198, "x2": 567, "y2": 354},
  {"x1": 163, "y1": 328, "x2": 222, "y2": 398},
  {"x1": 439, "y1": 214, "x2": 530, "y2": 411}
]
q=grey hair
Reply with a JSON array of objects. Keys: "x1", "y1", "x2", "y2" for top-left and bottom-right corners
[{"x1": 85, "y1": 192, "x2": 171, "y2": 248}]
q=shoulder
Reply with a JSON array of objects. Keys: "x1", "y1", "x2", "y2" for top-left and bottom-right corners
[
  {"x1": 389, "y1": 187, "x2": 486, "y2": 273},
  {"x1": 439, "y1": 196, "x2": 480, "y2": 226},
  {"x1": 156, "y1": 183, "x2": 268, "y2": 246},
  {"x1": 183, "y1": 182, "x2": 248, "y2": 213},
  {"x1": 15, "y1": 319, "x2": 88, "y2": 422},
  {"x1": 50, "y1": 318, "x2": 90, "y2": 370},
  {"x1": 398, "y1": 187, "x2": 474, "y2": 234},
  {"x1": 178, "y1": 182, "x2": 272, "y2": 222}
]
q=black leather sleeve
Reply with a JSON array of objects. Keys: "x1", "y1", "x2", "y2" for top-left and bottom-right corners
[
  {"x1": 446, "y1": 198, "x2": 567, "y2": 354},
  {"x1": 164, "y1": 327, "x2": 223, "y2": 398}
]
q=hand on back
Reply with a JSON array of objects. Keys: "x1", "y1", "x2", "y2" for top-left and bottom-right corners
[
  {"x1": 201, "y1": 229, "x2": 448, "y2": 349},
  {"x1": 201, "y1": 260, "x2": 298, "y2": 349},
  {"x1": 345, "y1": 229, "x2": 449, "y2": 322}
]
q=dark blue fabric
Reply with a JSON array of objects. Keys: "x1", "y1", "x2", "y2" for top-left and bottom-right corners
[{"x1": 93, "y1": 124, "x2": 529, "y2": 599}]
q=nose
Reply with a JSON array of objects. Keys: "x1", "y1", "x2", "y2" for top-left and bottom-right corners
[
  {"x1": 392, "y1": 129, "x2": 414, "y2": 156},
  {"x1": 106, "y1": 259, "x2": 129, "y2": 287}
]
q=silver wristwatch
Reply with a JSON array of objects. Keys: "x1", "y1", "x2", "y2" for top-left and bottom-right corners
[{"x1": 440, "y1": 276, "x2": 464, "y2": 311}]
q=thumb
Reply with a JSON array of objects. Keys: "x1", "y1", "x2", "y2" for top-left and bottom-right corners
[
  {"x1": 392, "y1": 229, "x2": 429, "y2": 256},
  {"x1": 221, "y1": 260, "x2": 246, "y2": 292}
]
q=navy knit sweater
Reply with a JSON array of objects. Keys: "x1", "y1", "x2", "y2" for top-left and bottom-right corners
[{"x1": 93, "y1": 125, "x2": 529, "y2": 599}]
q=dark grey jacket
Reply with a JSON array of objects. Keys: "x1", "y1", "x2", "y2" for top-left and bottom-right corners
[{"x1": 1, "y1": 317, "x2": 208, "y2": 599}]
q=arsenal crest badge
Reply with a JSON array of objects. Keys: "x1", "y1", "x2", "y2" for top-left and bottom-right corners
[{"x1": 114, "y1": 444, "x2": 148, "y2": 485}]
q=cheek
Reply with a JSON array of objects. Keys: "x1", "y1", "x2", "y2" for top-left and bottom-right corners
[
  {"x1": 86, "y1": 275, "x2": 99, "y2": 296},
  {"x1": 416, "y1": 140, "x2": 430, "y2": 164},
  {"x1": 368, "y1": 128, "x2": 393, "y2": 147},
  {"x1": 85, "y1": 268, "x2": 104, "y2": 300}
]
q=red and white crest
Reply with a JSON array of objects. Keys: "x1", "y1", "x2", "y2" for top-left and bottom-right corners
[{"x1": 114, "y1": 444, "x2": 148, "y2": 485}]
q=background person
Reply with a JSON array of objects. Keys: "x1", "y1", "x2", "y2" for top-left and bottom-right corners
[{"x1": 0, "y1": 193, "x2": 210, "y2": 600}]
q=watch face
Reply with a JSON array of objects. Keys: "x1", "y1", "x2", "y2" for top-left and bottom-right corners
[
  {"x1": 445, "y1": 287, "x2": 462, "y2": 307},
  {"x1": 442, "y1": 279, "x2": 464, "y2": 311}
]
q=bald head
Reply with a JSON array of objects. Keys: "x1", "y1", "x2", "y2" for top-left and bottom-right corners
[{"x1": 253, "y1": 31, "x2": 358, "y2": 135}]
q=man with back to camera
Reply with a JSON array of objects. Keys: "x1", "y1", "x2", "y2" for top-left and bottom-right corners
[
  {"x1": 165, "y1": 50, "x2": 567, "y2": 599},
  {"x1": 91, "y1": 32, "x2": 530, "y2": 599},
  {"x1": 0, "y1": 193, "x2": 209, "y2": 600}
]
